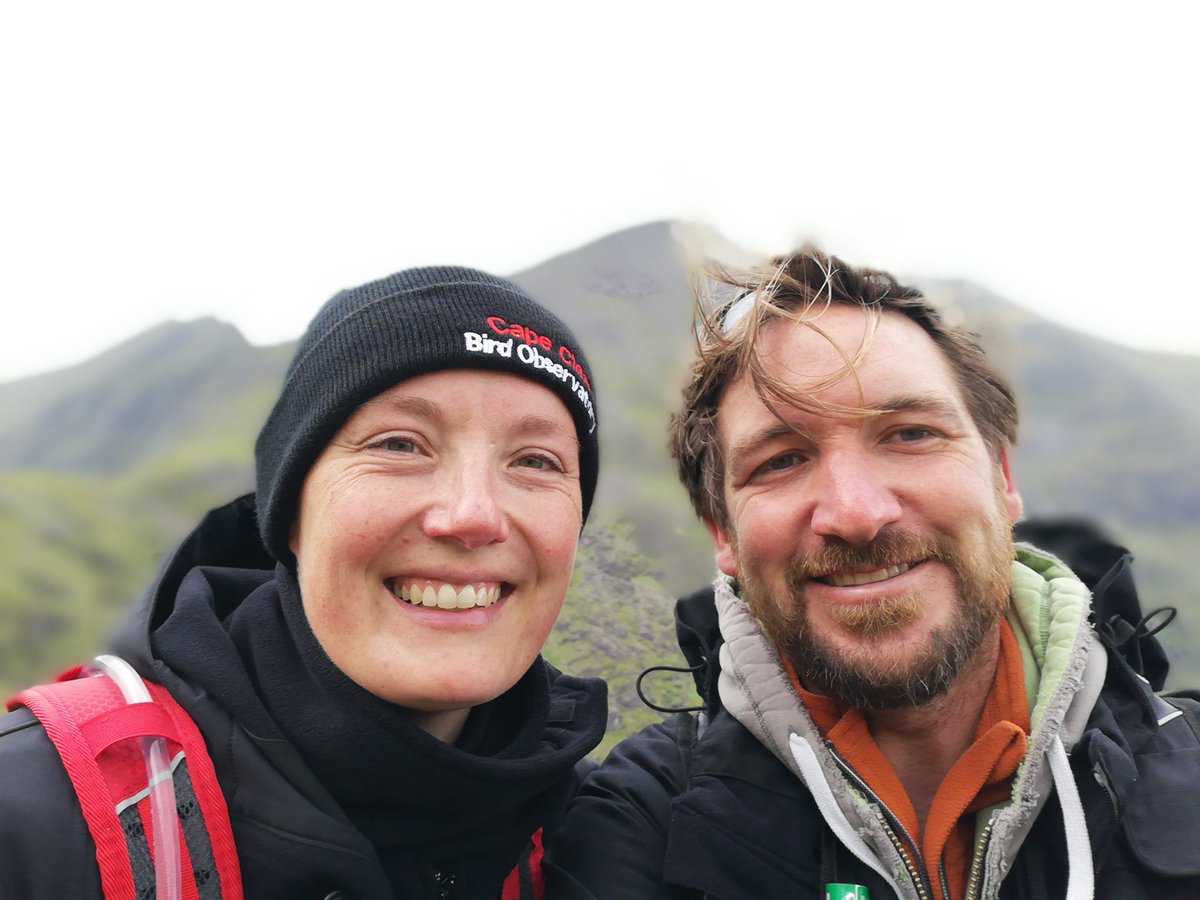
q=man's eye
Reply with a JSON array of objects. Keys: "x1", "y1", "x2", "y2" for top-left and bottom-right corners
[
  {"x1": 757, "y1": 452, "x2": 801, "y2": 475},
  {"x1": 890, "y1": 427, "x2": 937, "y2": 443}
]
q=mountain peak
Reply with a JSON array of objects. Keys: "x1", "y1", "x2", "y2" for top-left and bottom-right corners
[{"x1": 0, "y1": 316, "x2": 283, "y2": 474}]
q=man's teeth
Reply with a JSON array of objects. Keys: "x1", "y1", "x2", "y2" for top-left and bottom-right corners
[
  {"x1": 825, "y1": 563, "x2": 913, "y2": 587},
  {"x1": 390, "y1": 581, "x2": 501, "y2": 609}
]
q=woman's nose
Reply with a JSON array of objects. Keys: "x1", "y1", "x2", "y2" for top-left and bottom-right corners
[{"x1": 421, "y1": 465, "x2": 510, "y2": 548}]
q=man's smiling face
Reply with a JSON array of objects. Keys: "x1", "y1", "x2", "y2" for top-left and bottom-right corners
[{"x1": 707, "y1": 304, "x2": 1023, "y2": 708}]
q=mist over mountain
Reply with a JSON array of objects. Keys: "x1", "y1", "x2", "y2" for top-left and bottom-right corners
[{"x1": 2, "y1": 221, "x2": 1197, "y2": 745}]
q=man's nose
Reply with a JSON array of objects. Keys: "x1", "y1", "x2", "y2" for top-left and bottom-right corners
[{"x1": 807, "y1": 450, "x2": 902, "y2": 546}]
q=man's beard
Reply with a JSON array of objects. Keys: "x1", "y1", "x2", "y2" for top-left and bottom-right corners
[{"x1": 737, "y1": 516, "x2": 1014, "y2": 710}]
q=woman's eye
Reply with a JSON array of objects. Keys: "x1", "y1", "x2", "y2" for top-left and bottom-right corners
[
  {"x1": 516, "y1": 453, "x2": 561, "y2": 472},
  {"x1": 378, "y1": 437, "x2": 418, "y2": 453}
]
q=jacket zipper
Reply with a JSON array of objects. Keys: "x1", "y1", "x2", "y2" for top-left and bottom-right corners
[
  {"x1": 827, "y1": 742, "x2": 933, "y2": 900},
  {"x1": 1093, "y1": 765, "x2": 1118, "y2": 821},
  {"x1": 1090, "y1": 762, "x2": 1120, "y2": 877},
  {"x1": 962, "y1": 812, "x2": 996, "y2": 900}
]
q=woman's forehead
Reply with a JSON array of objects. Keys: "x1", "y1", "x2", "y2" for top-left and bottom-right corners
[{"x1": 355, "y1": 368, "x2": 577, "y2": 429}]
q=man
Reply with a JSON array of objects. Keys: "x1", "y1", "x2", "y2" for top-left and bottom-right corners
[{"x1": 545, "y1": 250, "x2": 1200, "y2": 899}]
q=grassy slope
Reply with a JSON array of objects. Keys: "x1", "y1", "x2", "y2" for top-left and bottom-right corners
[{"x1": 0, "y1": 471, "x2": 164, "y2": 688}]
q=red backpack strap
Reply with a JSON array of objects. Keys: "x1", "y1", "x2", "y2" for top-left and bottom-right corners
[
  {"x1": 10, "y1": 662, "x2": 243, "y2": 900},
  {"x1": 15, "y1": 672, "x2": 140, "y2": 900},
  {"x1": 145, "y1": 679, "x2": 242, "y2": 900},
  {"x1": 501, "y1": 827, "x2": 545, "y2": 900}
]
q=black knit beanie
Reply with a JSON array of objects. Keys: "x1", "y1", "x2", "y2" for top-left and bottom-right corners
[{"x1": 254, "y1": 266, "x2": 599, "y2": 564}]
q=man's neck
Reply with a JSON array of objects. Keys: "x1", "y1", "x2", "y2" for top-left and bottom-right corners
[{"x1": 863, "y1": 623, "x2": 1002, "y2": 831}]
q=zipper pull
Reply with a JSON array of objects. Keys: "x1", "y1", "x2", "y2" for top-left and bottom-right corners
[{"x1": 826, "y1": 886, "x2": 870, "y2": 899}]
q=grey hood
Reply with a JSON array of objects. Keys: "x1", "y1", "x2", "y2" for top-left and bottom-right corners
[{"x1": 713, "y1": 544, "x2": 1107, "y2": 899}]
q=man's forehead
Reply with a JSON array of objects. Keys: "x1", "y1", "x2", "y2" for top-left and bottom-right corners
[{"x1": 730, "y1": 307, "x2": 958, "y2": 397}]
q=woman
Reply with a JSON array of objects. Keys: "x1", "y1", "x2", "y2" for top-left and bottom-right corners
[{"x1": 0, "y1": 267, "x2": 608, "y2": 898}]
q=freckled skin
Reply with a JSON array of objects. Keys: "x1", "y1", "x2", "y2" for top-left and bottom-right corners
[
  {"x1": 708, "y1": 306, "x2": 1022, "y2": 704},
  {"x1": 289, "y1": 369, "x2": 582, "y2": 734}
]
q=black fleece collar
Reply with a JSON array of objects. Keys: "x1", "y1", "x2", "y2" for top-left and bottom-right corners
[{"x1": 149, "y1": 557, "x2": 605, "y2": 894}]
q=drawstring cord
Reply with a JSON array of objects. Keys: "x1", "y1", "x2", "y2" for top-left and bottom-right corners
[
  {"x1": 789, "y1": 733, "x2": 906, "y2": 897},
  {"x1": 635, "y1": 664, "x2": 707, "y2": 713},
  {"x1": 1047, "y1": 735, "x2": 1094, "y2": 900}
]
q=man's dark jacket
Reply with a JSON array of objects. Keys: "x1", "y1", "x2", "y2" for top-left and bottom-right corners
[{"x1": 545, "y1": 532, "x2": 1200, "y2": 899}]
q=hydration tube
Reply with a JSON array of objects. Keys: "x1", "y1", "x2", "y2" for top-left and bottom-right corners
[{"x1": 93, "y1": 655, "x2": 183, "y2": 900}]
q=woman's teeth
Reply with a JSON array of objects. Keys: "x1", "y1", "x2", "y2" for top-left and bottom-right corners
[{"x1": 389, "y1": 581, "x2": 502, "y2": 609}]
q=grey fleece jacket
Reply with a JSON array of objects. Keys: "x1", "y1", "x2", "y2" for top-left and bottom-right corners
[{"x1": 713, "y1": 544, "x2": 1106, "y2": 900}]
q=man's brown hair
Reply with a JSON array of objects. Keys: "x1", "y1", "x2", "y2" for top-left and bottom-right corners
[{"x1": 669, "y1": 248, "x2": 1018, "y2": 528}]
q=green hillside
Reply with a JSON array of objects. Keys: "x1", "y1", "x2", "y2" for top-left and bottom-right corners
[
  {"x1": 0, "y1": 470, "x2": 176, "y2": 688},
  {"x1": 0, "y1": 319, "x2": 293, "y2": 474},
  {"x1": 2, "y1": 222, "x2": 1197, "y2": 735}
]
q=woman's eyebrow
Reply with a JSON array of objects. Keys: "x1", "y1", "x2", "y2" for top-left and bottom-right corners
[
  {"x1": 358, "y1": 395, "x2": 442, "y2": 423},
  {"x1": 512, "y1": 414, "x2": 579, "y2": 441},
  {"x1": 352, "y1": 400, "x2": 578, "y2": 448}
]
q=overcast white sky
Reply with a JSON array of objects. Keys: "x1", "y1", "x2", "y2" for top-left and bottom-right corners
[{"x1": 2, "y1": 2, "x2": 1197, "y2": 382}]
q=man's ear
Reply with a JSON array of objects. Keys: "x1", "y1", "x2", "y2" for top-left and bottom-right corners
[
  {"x1": 999, "y1": 445, "x2": 1023, "y2": 523},
  {"x1": 704, "y1": 517, "x2": 739, "y2": 577}
]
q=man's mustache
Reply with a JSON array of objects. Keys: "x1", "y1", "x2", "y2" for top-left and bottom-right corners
[{"x1": 785, "y1": 528, "x2": 953, "y2": 585}]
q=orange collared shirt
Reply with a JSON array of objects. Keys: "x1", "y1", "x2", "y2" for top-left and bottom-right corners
[{"x1": 787, "y1": 619, "x2": 1030, "y2": 900}]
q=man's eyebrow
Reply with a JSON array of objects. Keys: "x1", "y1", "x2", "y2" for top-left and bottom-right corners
[
  {"x1": 726, "y1": 421, "x2": 816, "y2": 469},
  {"x1": 724, "y1": 394, "x2": 969, "y2": 467},
  {"x1": 874, "y1": 394, "x2": 970, "y2": 425}
]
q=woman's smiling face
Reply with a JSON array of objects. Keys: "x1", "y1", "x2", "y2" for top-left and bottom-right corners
[{"x1": 289, "y1": 368, "x2": 582, "y2": 721}]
